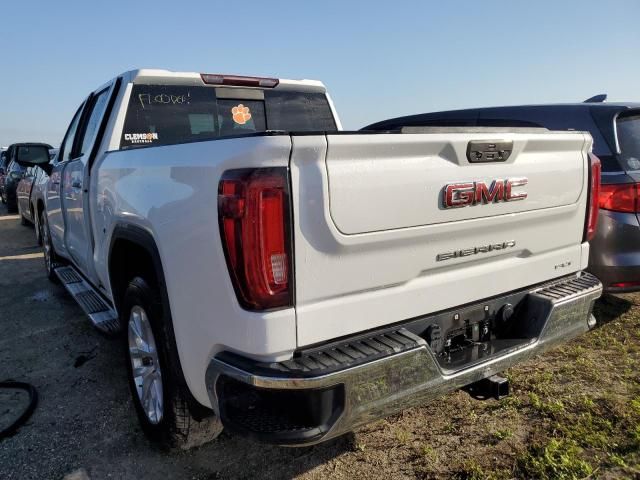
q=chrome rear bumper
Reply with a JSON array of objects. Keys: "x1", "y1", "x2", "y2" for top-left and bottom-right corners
[{"x1": 205, "y1": 272, "x2": 602, "y2": 446}]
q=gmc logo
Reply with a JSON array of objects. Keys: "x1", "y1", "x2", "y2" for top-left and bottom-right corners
[{"x1": 443, "y1": 178, "x2": 528, "y2": 208}]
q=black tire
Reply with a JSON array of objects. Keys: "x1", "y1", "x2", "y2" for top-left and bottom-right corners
[
  {"x1": 39, "y1": 211, "x2": 59, "y2": 281},
  {"x1": 122, "y1": 276, "x2": 222, "y2": 449}
]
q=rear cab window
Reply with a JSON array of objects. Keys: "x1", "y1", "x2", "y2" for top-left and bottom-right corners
[
  {"x1": 616, "y1": 111, "x2": 640, "y2": 172},
  {"x1": 120, "y1": 84, "x2": 337, "y2": 149}
]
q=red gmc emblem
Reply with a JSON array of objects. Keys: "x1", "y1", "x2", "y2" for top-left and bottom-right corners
[{"x1": 443, "y1": 178, "x2": 528, "y2": 208}]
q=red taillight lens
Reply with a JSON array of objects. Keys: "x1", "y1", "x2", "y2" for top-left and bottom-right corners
[
  {"x1": 218, "y1": 168, "x2": 292, "y2": 310},
  {"x1": 598, "y1": 183, "x2": 640, "y2": 213},
  {"x1": 585, "y1": 153, "x2": 601, "y2": 241},
  {"x1": 610, "y1": 281, "x2": 640, "y2": 289}
]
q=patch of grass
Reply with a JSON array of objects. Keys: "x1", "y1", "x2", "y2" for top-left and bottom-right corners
[
  {"x1": 353, "y1": 439, "x2": 367, "y2": 452},
  {"x1": 454, "y1": 460, "x2": 488, "y2": 480},
  {"x1": 517, "y1": 438, "x2": 594, "y2": 480},
  {"x1": 492, "y1": 428, "x2": 513, "y2": 442},
  {"x1": 394, "y1": 427, "x2": 412, "y2": 445},
  {"x1": 419, "y1": 444, "x2": 437, "y2": 465},
  {"x1": 486, "y1": 392, "x2": 522, "y2": 412},
  {"x1": 609, "y1": 453, "x2": 628, "y2": 468},
  {"x1": 528, "y1": 392, "x2": 566, "y2": 417}
]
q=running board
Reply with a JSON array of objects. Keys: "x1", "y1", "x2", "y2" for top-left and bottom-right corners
[{"x1": 54, "y1": 266, "x2": 121, "y2": 335}]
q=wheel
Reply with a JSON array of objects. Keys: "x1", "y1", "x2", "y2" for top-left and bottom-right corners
[
  {"x1": 39, "y1": 211, "x2": 59, "y2": 281},
  {"x1": 123, "y1": 276, "x2": 222, "y2": 449}
]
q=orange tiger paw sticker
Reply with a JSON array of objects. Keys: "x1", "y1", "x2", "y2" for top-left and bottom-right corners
[{"x1": 232, "y1": 104, "x2": 252, "y2": 125}]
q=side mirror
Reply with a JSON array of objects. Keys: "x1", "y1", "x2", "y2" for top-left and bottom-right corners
[{"x1": 16, "y1": 145, "x2": 52, "y2": 175}]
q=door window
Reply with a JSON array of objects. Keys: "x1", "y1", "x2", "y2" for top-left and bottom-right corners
[
  {"x1": 58, "y1": 104, "x2": 85, "y2": 163},
  {"x1": 78, "y1": 88, "x2": 110, "y2": 157}
]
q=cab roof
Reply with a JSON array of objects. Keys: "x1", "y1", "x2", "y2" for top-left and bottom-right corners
[{"x1": 117, "y1": 69, "x2": 328, "y2": 93}]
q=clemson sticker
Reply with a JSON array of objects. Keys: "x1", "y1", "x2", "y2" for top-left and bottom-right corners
[{"x1": 232, "y1": 104, "x2": 252, "y2": 125}]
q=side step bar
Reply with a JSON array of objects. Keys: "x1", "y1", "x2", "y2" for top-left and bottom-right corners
[{"x1": 54, "y1": 266, "x2": 121, "y2": 335}]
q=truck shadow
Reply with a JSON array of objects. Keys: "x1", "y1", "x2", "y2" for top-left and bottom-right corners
[
  {"x1": 593, "y1": 293, "x2": 634, "y2": 327},
  {"x1": 184, "y1": 431, "x2": 354, "y2": 479}
]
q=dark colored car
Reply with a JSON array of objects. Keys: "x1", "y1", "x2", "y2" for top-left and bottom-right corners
[
  {"x1": 1, "y1": 143, "x2": 52, "y2": 213},
  {"x1": 364, "y1": 97, "x2": 640, "y2": 292},
  {"x1": 0, "y1": 150, "x2": 8, "y2": 201}
]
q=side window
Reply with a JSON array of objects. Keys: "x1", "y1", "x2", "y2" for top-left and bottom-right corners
[
  {"x1": 78, "y1": 88, "x2": 110, "y2": 157},
  {"x1": 58, "y1": 103, "x2": 85, "y2": 163}
]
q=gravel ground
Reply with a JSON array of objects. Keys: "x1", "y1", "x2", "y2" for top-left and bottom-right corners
[{"x1": 1, "y1": 203, "x2": 638, "y2": 479}]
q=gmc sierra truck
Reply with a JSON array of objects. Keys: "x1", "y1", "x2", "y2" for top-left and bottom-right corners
[{"x1": 19, "y1": 69, "x2": 603, "y2": 449}]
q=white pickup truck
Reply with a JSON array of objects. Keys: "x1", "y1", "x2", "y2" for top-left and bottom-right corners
[{"x1": 19, "y1": 69, "x2": 603, "y2": 448}]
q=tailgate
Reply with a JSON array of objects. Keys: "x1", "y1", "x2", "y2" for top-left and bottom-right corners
[{"x1": 290, "y1": 131, "x2": 591, "y2": 346}]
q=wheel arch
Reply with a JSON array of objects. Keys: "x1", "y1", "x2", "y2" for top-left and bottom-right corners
[
  {"x1": 108, "y1": 224, "x2": 167, "y2": 315},
  {"x1": 108, "y1": 223, "x2": 212, "y2": 415}
]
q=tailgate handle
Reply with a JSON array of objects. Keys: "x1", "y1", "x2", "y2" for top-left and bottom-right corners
[{"x1": 467, "y1": 140, "x2": 512, "y2": 163}]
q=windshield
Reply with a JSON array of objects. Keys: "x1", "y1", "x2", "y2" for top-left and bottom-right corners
[
  {"x1": 120, "y1": 84, "x2": 337, "y2": 149},
  {"x1": 616, "y1": 111, "x2": 640, "y2": 171}
]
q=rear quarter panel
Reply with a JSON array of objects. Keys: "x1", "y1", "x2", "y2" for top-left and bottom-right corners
[{"x1": 92, "y1": 136, "x2": 296, "y2": 407}]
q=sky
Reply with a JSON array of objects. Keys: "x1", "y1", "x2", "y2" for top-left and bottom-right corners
[{"x1": 1, "y1": 0, "x2": 639, "y2": 147}]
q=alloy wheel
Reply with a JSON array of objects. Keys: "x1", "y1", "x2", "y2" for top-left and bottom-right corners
[{"x1": 128, "y1": 305, "x2": 164, "y2": 424}]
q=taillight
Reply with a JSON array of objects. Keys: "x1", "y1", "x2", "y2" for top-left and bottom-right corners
[
  {"x1": 598, "y1": 183, "x2": 640, "y2": 213},
  {"x1": 585, "y1": 153, "x2": 601, "y2": 241},
  {"x1": 610, "y1": 281, "x2": 640, "y2": 289},
  {"x1": 201, "y1": 73, "x2": 279, "y2": 88},
  {"x1": 218, "y1": 168, "x2": 292, "y2": 310}
]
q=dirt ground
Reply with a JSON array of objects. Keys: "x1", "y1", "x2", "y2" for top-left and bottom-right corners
[{"x1": 1, "y1": 202, "x2": 639, "y2": 480}]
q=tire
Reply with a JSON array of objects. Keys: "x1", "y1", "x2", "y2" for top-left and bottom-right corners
[
  {"x1": 123, "y1": 276, "x2": 222, "y2": 449},
  {"x1": 39, "y1": 211, "x2": 59, "y2": 281}
]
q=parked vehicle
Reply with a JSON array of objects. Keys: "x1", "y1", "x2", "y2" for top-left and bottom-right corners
[
  {"x1": 18, "y1": 69, "x2": 602, "y2": 449},
  {"x1": 0, "y1": 150, "x2": 7, "y2": 203},
  {"x1": 2, "y1": 143, "x2": 52, "y2": 213},
  {"x1": 16, "y1": 165, "x2": 44, "y2": 227},
  {"x1": 364, "y1": 96, "x2": 640, "y2": 292}
]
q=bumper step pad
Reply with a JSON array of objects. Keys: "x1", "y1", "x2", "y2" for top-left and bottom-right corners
[
  {"x1": 532, "y1": 272, "x2": 601, "y2": 301},
  {"x1": 216, "y1": 328, "x2": 424, "y2": 380},
  {"x1": 54, "y1": 266, "x2": 120, "y2": 335}
]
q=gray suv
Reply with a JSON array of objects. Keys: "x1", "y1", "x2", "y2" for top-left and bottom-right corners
[{"x1": 365, "y1": 97, "x2": 640, "y2": 292}]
